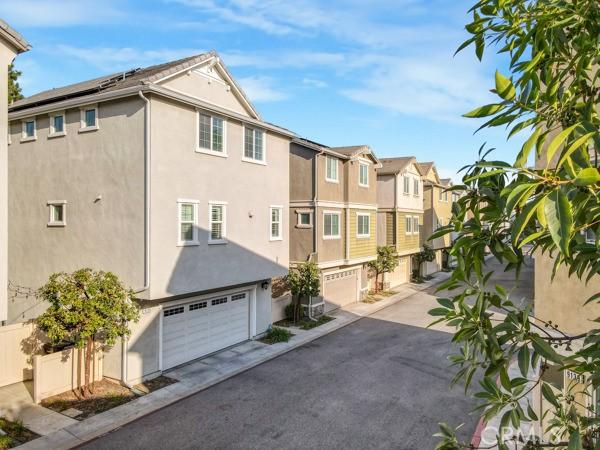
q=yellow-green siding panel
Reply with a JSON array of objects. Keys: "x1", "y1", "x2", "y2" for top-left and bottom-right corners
[
  {"x1": 396, "y1": 212, "x2": 422, "y2": 253},
  {"x1": 349, "y1": 209, "x2": 377, "y2": 259}
]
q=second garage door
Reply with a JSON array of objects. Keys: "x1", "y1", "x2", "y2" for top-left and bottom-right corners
[
  {"x1": 322, "y1": 269, "x2": 359, "y2": 311},
  {"x1": 388, "y1": 257, "x2": 409, "y2": 288},
  {"x1": 162, "y1": 291, "x2": 250, "y2": 370}
]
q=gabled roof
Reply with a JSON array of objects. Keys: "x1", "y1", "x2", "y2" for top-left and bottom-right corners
[
  {"x1": 293, "y1": 139, "x2": 381, "y2": 167},
  {"x1": 417, "y1": 162, "x2": 434, "y2": 176},
  {"x1": 440, "y1": 178, "x2": 452, "y2": 186},
  {"x1": 378, "y1": 156, "x2": 420, "y2": 175},
  {"x1": 9, "y1": 51, "x2": 260, "y2": 119},
  {"x1": 0, "y1": 19, "x2": 30, "y2": 53}
]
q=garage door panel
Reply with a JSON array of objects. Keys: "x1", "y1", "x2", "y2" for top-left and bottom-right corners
[
  {"x1": 162, "y1": 291, "x2": 250, "y2": 370},
  {"x1": 323, "y1": 269, "x2": 359, "y2": 311}
]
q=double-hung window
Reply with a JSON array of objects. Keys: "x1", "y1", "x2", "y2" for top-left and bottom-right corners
[
  {"x1": 209, "y1": 202, "x2": 227, "y2": 244},
  {"x1": 270, "y1": 206, "x2": 283, "y2": 241},
  {"x1": 21, "y1": 118, "x2": 36, "y2": 141},
  {"x1": 197, "y1": 113, "x2": 225, "y2": 155},
  {"x1": 359, "y1": 163, "x2": 369, "y2": 187},
  {"x1": 412, "y1": 216, "x2": 419, "y2": 235},
  {"x1": 413, "y1": 179, "x2": 419, "y2": 196},
  {"x1": 243, "y1": 126, "x2": 265, "y2": 163},
  {"x1": 325, "y1": 156, "x2": 338, "y2": 182},
  {"x1": 405, "y1": 215, "x2": 412, "y2": 234},
  {"x1": 323, "y1": 212, "x2": 340, "y2": 239},
  {"x1": 47, "y1": 201, "x2": 66, "y2": 227},
  {"x1": 49, "y1": 112, "x2": 66, "y2": 137},
  {"x1": 80, "y1": 105, "x2": 98, "y2": 132},
  {"x1": 178, "y1": 200, "x2": 199, "y2": 245},
  {"x1": 403, "y1": 176, "x2": 410, "y2": 194},
  {"x1": 357, "y1": 213, "x2": 370, "y2": 238}
]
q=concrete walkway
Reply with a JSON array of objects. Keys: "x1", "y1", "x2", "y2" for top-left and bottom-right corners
[{"x1": 17, "y1": 272, "x2": 450, "y2": 450}]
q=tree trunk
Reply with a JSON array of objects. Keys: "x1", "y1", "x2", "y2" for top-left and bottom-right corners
[{"x1": 83, "y1": 337, "x2": 93, "y2": 398}]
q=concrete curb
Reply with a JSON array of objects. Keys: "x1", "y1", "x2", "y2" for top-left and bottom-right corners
[{"x1": 19, "y1": 273, "x2": 451, "y2": 450}]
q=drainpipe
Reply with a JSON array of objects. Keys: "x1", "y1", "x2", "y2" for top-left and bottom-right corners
[
  {"x1": 121, "y1": 90, "x2": 151, "y2": 389},
  {"x1": 308, "y1": 149, "x2": 325, "y2": 321}
]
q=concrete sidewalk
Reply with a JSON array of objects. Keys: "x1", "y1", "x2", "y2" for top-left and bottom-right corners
[{"x1": 18, "y1": 272, "x2": 450, "y2": 450}]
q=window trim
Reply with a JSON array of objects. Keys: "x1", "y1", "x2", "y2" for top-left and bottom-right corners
[
  {"x1": 270, "y1": 205, "x2": 283, "y2": 241},
  {"x1": 196, "y1": 110, "x2": 228, "y2": 157},
  {"x1": 413, "y1": 179, "x2": 420, "y2": 197},
  {"x1": 323, "y1": 210, "x2": 341, "y2": 240},
  {"x1": 48, "y1": 111, "x2": 66, "y2": 138},
  {"x1": 296, "y1": 209, "x2": 313, "y2": 229},
  {"x1": 177, "y1": 199, "x2": 200, "y2": 246},
  {"x1": 403, "y1": 175, "x2": 410, "y2": 195},
  {"x1": 47, "y1": 200, "x2": 67, "y2": 227},
  {"x1": 325, "y1": 156, "x2": 339, "y2": 183},
  {"x1": 79, "y1": 104, "x2": 99, "y2": 133},
  {"x1": 356, "y1": 212, "x2": 371, "y2": 238},
  {"x1": 21, "y1": 118, "x2": 37, "y2": 142},
  {"x1": 242, "y1": 124, "x2": 266, "y2": 165},
  {"x1": 412, "y1": 216, "x2": 420, "y2": 235},
  {"x1": 358, "y1": 162, "x2": 369, "y2": 187},
  {"x1": 208, "y1": 201, "x2": 228, "y2": 244},
  {"x1": 405, "y1": 215, "x2": 412, "y2": 235}
]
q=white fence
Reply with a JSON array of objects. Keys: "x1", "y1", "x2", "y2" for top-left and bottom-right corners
[
  {"x1": 33, "y1": 347, "x2": 103, "y2": 403},
  {"x1": 0, "y1": 322, "x2": 39, "y2": 387}
]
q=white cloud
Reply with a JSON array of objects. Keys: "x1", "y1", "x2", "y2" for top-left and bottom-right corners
[
  {"x1": 237, "y1": 76, "x2": 288, "y2": 102},
  {"x1": 302, "y1": 78, "x2": 327, "y2": 88},
  {"x1": 0, "y1": 0, "x2": 123, "y2": 27},
  {"x1": 55, "y1": 45, "x2": 205, "y2": 72}
]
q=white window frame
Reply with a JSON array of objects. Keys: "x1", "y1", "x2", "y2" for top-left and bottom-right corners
[
  {"x1": 358, "y1": 162, "x2": 369, "y2": 187},
  {"x1": 242, "y1": 125, "x2": 266, "y2": 165},
  {"x1": 47, "y1": 200, "x2": 67, "y2": 227},
  {"x1": 325, "y1": 156, "x2": 339, "y2": 183},
  {"x1": 21, "y1": 118, "x2": 37, "y2": 142},
  {"x1": 405, "y1": 215, "x2": 413, "y2": 235},
  {"x1": 584, "y1": 228, "x2": 596, "y2": 244},
  {"x1": 296, "y1": 210, "x2": 313, "y2": 228},
  {"x1": 177, "y1": 199, "x2": 199, "y2": 246},
  {"x1": 413, "y1": 179, "x2": 420, "y2": 196},
  {"x1": 196, "y1": 110, "x2": 227, "y2": 157},
  {"x1": 356, "y1": 212, "x2": 370, "y2": 238},
  {"x1": 79, "y1": 104, "x2": 99, "y2": 133},
  {"x1": 270, "y1": 206, "x2": 283, "y2": 241},
  {"x1": 403, "y1": 176, "x2": 410, "y2": 195},
  {"x1": 323, "y1": 211, "x2": 341, "y2": 239},
  {"x1": 49, "y1": 111, "x2": 66, "y2": 138},
  {"x1": 208, "y1": 201, "x2": 228, "y2": 244},
  {"x1": 413, "y1": 216, "x2": 420, "y2": 235}
]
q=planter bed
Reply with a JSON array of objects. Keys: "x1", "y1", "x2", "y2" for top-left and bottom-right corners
[
  {"x1": 0, "y1": 417, "x2": 39, "y2": 449},
  {"x1": 275, "y1": 315, "x2": 334, "y2": 330}
]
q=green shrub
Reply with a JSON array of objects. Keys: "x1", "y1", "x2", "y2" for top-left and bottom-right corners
[
  {"x1": 0, "y1": 435, "x2": 13, "y2": 450},
  {"x1": 284, "y1": 302, "x2": 295, "y2": 320},
  {"x1": 262, "y1": 326, "x2": 292, "y2": 344}
]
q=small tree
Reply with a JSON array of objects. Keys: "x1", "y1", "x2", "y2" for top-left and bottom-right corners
[
  {"x1": 412, "y1": 244, "x2": 435, "y2": 281},
  {"x1": 286, "y1": 262, "x2": 320, "y2": 323},
  {"x1": 8, "y1": 64, "x2": 23, "y2": 104},
  {"x1": 36, "y1": 269, "x2": 139, "y2": 397},
  {"x1": 368, "y1": 246, "x2": 400, "y2": 293}
]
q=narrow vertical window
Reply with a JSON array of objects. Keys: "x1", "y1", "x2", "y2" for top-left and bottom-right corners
[
  {"x1": 49, "y1": 112, "x2": 66, "y2": 137},
  {"x1": 80, "y1": 105, "x2": 98, "y2": 131},
  {"x1": 326, "y1": 156, "x2": 338, "y2": 182},
  {"x1": 413, "y1": 216, "x2": 419, "y2": 235},
  {"x1": 178, "y1": 201, "x2": 198, "y2": 245},
  {"x1": 270, "y1": 207, "x2": 282, "y2": 241},
  {"x1": 209, "y1": 203, "x2": 227, "y2": 243},
  {"x1": 359, "y1": 163, "x2": 369, "y2": 186},
  {"x1": 405, "y1": 215, "x2": 412, "y2": 234},
  {"x1": 403, "y1": 176, "x2": 410, "y2": 194},
  {"x1": 414, "y1": 179, "x2": 419, "y2": 196},
  {"x1": 22, "y1": 119, "x2": 36, "y2": 140},
  {"x1": 243, "y1": 126, "x2": 265, "y2": 163}
]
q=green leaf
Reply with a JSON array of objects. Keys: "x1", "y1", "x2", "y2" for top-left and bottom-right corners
[
  {"x1": 530, "y1": 335, "x2": 562, "y2": 364},
  {"x1": 574, "y1": 168, "x2": 600, "y2": 186},
  {"x1": 511, "y1": 195, "x2": 545, "y2": 246},
  {"x1": 463, "y1": 104, "x2": 505, "y2": 118},
  {"x1": 515, "y1": 128, "x2": 541, "y2": 168},
  {"x1": 544, "y1": 189, "x2": 573, "y2": 256},
  {"x1": 556, "y1": 132, "x2": 595, "y2": 169},
  {"x1": 464, "y1": 169, "x2": 506, "y2": 182},
  {"x1": 541, "y1": 382, "x2": 560, "y2": 408},
  {"x1": 518, "y1": 345, "x2": 530, "y2": 377},
  {"x1": 545, "y1": 124, "x2": 577, "y2": 169},
  {"x1": 495, "y1": 70, "x2": 516, "y2": 100},
  {"x1": 568, "y1": 429, "x2": 582, "y2": 450}
]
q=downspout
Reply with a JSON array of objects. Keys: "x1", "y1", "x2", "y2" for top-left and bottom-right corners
[
  {"x1": 309, "y1": 150, "x2": 324, "y2": 321},
  {"x1": 122, "y1": 90, "x2": 151, "y2": 388}
]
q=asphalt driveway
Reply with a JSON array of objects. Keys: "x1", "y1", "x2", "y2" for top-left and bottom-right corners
[{"x1": 82, "y1": 299, "x2": 480, "y2": 450}]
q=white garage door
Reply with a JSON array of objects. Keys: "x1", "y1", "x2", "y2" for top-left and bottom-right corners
[
  {"x1": 323, "y1": 269, "x2": 359, "y2": 311},
  {"x1": 388, "y1": 258, "x2": 409, "y2": 288},
  {"x1": 162, "y1": 291, "x2": 250, "y2": 370}
]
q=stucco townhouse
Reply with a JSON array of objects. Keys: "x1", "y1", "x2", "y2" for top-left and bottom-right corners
[
  {"x1": 284, "y1": 138, "x2": 380, "y2": 314},
  {"x1": 418, "y1": 162, "x2": 453, "y2": 275},
  {"x1": 376, "y1": 157, "x2": 424, "y2": 288},
  {"x1": 0, "y1": 20, "x2": 29, "y2": 326},
  {"x1": 6, "y1": 51, "x2": 295, "y2": 384}
]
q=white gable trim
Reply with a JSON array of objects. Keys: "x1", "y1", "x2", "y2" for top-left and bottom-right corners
[{"x1": 154, "y1": 56, "x2": 261, "y2": 120}]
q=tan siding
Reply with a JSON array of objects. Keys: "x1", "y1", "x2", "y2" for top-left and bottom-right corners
[
  {"x1": 396, "y1": 212, "x2": 422, "y2": 253},
  {"x1": 386, "y1": 212, "x2": 394, "y2": 246},
  {"x1": 349, "y1": 209, "x2": 377, "y2": 260}
]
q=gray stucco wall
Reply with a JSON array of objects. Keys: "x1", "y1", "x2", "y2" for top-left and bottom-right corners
[
  {"x1": 377, "y1": 174, "x2": 396, "y2": 209},
  {"x1": 316, "y1": 206, "x2": 346, "y2": 263},
  {"x1": 7, "y1": 97, "x2": 146, "y2": 323},
  {"x1": 148, "y1": 95, "x2": 290, "y2": 299},
  {"x1": 0, "y1": 44, "x2": 16, "y2": 322},
  {"x1": 289, "y1": 143, "x2": 314, "y2": 201},
  {"x1": 346, "y1": 160, "x2": 377, "y2": 205},
  {"x1": 317, "y1": 154, "x2": 345, "y2": 202},
  {"x1": 289, "y1": 208, "x2": 314, "y2": 262}
]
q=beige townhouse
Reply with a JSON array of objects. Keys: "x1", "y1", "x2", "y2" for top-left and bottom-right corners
[
  {"x1": 376, "y1": 157, "x2": 424, "y2": 288},
  {"x1": 0, "y1": 20, "x2": 29, "y2": 325},
  {"x1": 6, "y1": 52, "x2": 294, "y2": 383},
  {"x1": 419, "y1": 162, "x2": 453, "y2": 274},
  {"x1": 287, "y1": 138, "x2": 380, "y2": 312}
]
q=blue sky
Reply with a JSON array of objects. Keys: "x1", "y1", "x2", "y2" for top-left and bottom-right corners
[{"x1": 1, "y1": 0, "x2": 524, "y2": 180}]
